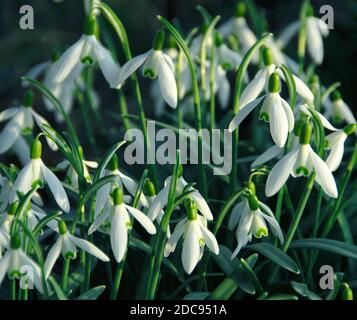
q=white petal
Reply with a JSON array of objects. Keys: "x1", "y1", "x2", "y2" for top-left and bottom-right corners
[
  {"x1": 164, "y1": 218, "x2": 186, "y2": 257},
  {"x1": 41, "y1": 162, "x2": 70, "y2": 212},
  {"x1": 280, "y1": 97, "x2": 295, "y2": 132},
  {"x1": 217, "y1": 70, "x2": 230, "y2": 110},
  {"x1": 44, "y1": 237, "x2": 62, "y2": 278},
  {"x1": 31, "y1": 111, "x2": 58, "y2": 151},
  {"x1": 326, "y1": 142, "x2": 344, "y2": 172},
  {"x1": 69, "y1": 234, "x2": 110, "y2": 262},
  {"x1": 231, "y1": 208, "x2": 253, "y2": 259},
  {"x1": 239, "y1": 68, "x2": 270, "y2": 108},
  {"x1": 113, "y1": 51, "x2": 149, "y2": 88},
  {"x1": 228, "y1": 95, "x2": 265, "y2": 132},
  {"x1": 306, "y1": 18, "x2": 324, "y2": 65},
  {"x1": 190, "y1": 191, "x2": 213, "y2": 220},
  {"x1": 12, "y1": 136, "x2": 30, "y2": 165},
  {"x1": 292, "y1": 75, "x2": 314, "y2": 103},
  {"x1": 50, "y1": 36, "x2": 86, "y2": 83},
  {"x1": 110, "y1": 206, "x2": 129, "y2": 263},
  {"x1": 200, "y1": 224, "x2": 219, "y2": 254},
  {"x1": 0, "y1": 251, "x2": 11, "y2": 285},
  {"x1": 228, "y1": 200, "x2": 246, "y2": 230},
  {"x1": 316, "y1": 110, "x2": 337, "y2": 131},
  {"x1": 265, "y1": 149, "x2": 299, "y2": 197},
  {"x1": 0, "y1": 107, "x2": 19, "y2": 122},
  {"x1": 19, "y1": 250, "x2": 44, "y2": 293},
  {"x1": 309, "y1": 146, "x2": 338, "y2": 198},
  {"x1": 147, "y1": 185, "x2": 169, "y2": 221},
  {"x1": 339, "y1": 100, "x2": 356, "y2": 124},
  {"x1": 158, "y1": 55, "x2": 177, "y2": 108},
  {"x1": 83, "y1": 160, "x2": 98, "y2": 169},
  {"x1": 257, "y1": 205, "x2": 284, "y2": 244},
  {"x1": 94, "y1": 177, "x2": 113, "y2": 217},
  {"x1": 23, "y1": 62, "x2": 49, "y2": 84},
  {"x1": 0, "y1": 118, "x2": 22, "y2": 154},
  {"x1": 269, "y1": 94, "x2": 289, "y2": 147},
  {"x1": 92, "y1": 37, "x2": 120, "y2": 86},
  {"x1": 251, "y1": 145, "x2": 283, "y2": 167},
  {"x1": 13, "y1": 160, "x2": 38, "y2": 194},
  {"x1": 125, "y1": 205, "x2": 156, "y2": 234},
  {"x1": 88, "y1": 210, "x2": 110, "y2": 235},
  {"x1": 182, "y1": 222, "x2": 200, "y2": 274}
]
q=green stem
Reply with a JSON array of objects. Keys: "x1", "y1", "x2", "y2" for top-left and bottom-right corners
[
  {"x1": 176, "y1": 50, "x2": 184, "y2": 129},
  {"x1": 209, "y1": 38, "x2": 216, "y2": 132},
  {"x1": 10, "y1": 278, "x2": 16, "y2": 300},
  {"x1": 110, "y1": 259, "x2": 126, "y2": 300},
  {"x1": 145, "y1": 151, "x2": 181, "y2": 299},
  {"x1": 61, "y1": 258, "x2": 70, "y2": 292}
]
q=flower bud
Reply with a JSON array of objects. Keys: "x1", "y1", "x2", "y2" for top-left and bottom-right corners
[
  {"x1": 248, "y1": 194, "x2": 259, "y2": 211},
  {"x1": 342, "y1": 283, "x2": 353, "y2": 300},
  {"x1": 23, "y1": 89, "x2": 33, "y2": 107},
  {"x1": 299, "y1": 121, "x2": 312, "y2": 145},
  {"x1": 343, "y1": 124, "x2": 357, "y2": 136},
  {"x1": 10, "y1": 233, "x2": 21, "y2": 250},
  {"x1": 8, "y1": 202, "x2": 18, "y2": 216},
  {"x1": 112, "y1": 187, "x2": 124, "y2": 205},
  {"x1": 59, "y1": 220, "x2": 68, "y2": 235},
  {"x1": 331, "y1": 89, "x2": 342, "y2": 102},
  {"x1": 268, "y1": 72, "x2": 281, "y2": 93},
  {"x1": 30, "y1": 138, "x2": 42, "y2": 159},
  {"x1": 108, "y1": 154, "x2": 118, "y2": 171},
  {"x1": 185, "y1": 198, "x2": 198, "y2": 220},
  {"x1": 153, "y1": 29, "x2": 165, "y2": 51},
  {"x1": 262, "y1": 47, "x2": 273, "y2": 66},
  {"x1": 143, "y1": 179, "x2": 156, "y2": 196},
  {"x1": 235, "y1": 2, "x2": 246, "y2": 17}
]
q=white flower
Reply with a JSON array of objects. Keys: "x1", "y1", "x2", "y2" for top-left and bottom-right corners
[
  {"x1": 0, "y1": 234, "x2": 45, "y2": 293},
  {"x1": 94, "y1": 155, "x2": 148, "y2": 217},
  {"x1": 88, "y1": 188, "x2": 156, "y2": 263},
  {"x1": 56, "y1": 157, "x2": 98, "y2": 190},
  {"x1": 239, "y1": 47, "x2": 314, "y2": 108},
  {"x1": 229, "y1": 196, "x2": 284, "y2": 258},
  {"x1": 12, "y1": 139, "x2": 70, "y2": 213},
  {"x1": 296, "y1": 104, "x2": 337, "y2": 131},
  {"x1": 164, "y1": 199, "x2": 219, "y2": 274},
  {"x1": 229, "y1": 72, "x2": 294, "y2": 148},
  {"x1": 0, "y1": 93, "x2": 58, "y2": 156},
  {"x1": 0, "y1": 204, "x2": 18, "y2": 255},
  {"x1": 251, "y1": 145, "x2": 284, "y2": 168},
  {"x1": 215, "y1": 35, "x2": 243, "y2": 70},
  {"x1": 325, "y1": 125, "x2": 356, "y2": 172},
  {"x1": 113, "y1": 45, "x2": 177, "y2": 108},
  {"x1": 266, "y1": 122, "x2": 338, "y2": 198},
  {"x1": 49, "y1": 16, "x2": 119, "y2": 87},
  {"x1": 44, "y1": 220, "x2": 109, "y2": 278},
  {"x1": 323, "y1": 90, "x2": 356, "y2": 125},
  {"x1": 148, "y1": 175, "x2": 213, "y2": 222},
  {"x1": 306, "y1": 15, "x2": 329, "y2": 65}
]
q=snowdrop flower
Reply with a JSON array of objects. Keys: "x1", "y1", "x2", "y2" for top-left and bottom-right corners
[
  {"x1": 148, "y1": 170, "x2": 213, "y2": 222},
  {"x1": 229, "y1": 72, "x2": 294, "y2": 147},
  {"x1": 325, "y1": 124, "x2": 356, "y2": 172},
  {"x1": 323, "y1": 90, "x2": 356, "y2": 125},
  {"x1": 49, "y1": 15, "x2": 119, "y2": 87},
  {"x1": 94, "y1": 155, "x2": 148, "y2": 217},
  {"x1": 215, "y1": 32, "x2": 243, "y2": 70},
  {"x1": 229, "y1": 194, "x2": 284, "y2": 258},
  {"x1": 113, "y1": 30, "x2": 178, "y2": 109},
  {"x1": 0, "y1": 90, "x2": 57, "y2": 158},
  {"x1": 218, "y1": 3, "x2": 257, "y2": 61},
  {"x1": 305, "y1": 5, "x2": 329, "y2": 65},
  {"x1": 44, "y1": 220, "x2": 109, "y2": 278},
  {"x1": 239, "y1": 47, "x2": 314, "y2": 108},
  {"x1": 266, "y1": 121, "x2": 338, "y2": 198},
  {"x1": 12, "y1": 138, "x2": 70, "y2": 213},
  {"x1": 0, "y1": 233, "x2": 45, "y2": 293},
  {"x1": 164, "y1": 198, "x2": 219, "y2": 274},
  {"x1": 89, "y1": 188, "x2": 156, "y2": 263},
  {"x1": 56, "y1": 148, "x2": 98, "y2": 190}
]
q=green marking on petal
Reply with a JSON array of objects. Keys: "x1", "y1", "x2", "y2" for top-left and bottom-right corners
[
  {"x1": 81, "y1": 55, "x2": 94, "y2": 65},
  {"x1": 143, "y1": 69, "x2": 157, "y2": 79},
  {"x1": 65, "y1": 252, "x2": 76, "y2": 260},
  {"x1": 259, "y1": 112, "x2": 269, "y2": 122},
  {"x1": 295, "y1": 166, "x2": 309, "y2": 176},
  {"x1": 255, "y1": 228, "x2": 268, "y2": 238}
]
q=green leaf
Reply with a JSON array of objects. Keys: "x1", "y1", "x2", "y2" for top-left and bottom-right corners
[
  {"x1": 75, "y1": 285, "x2": 106, "y2": 300},
  {"x1": 279, "y1": 64, "x2": 296, "y2": 109},
  {"x1": 48, "y1": 277, "x2": 68, "y2": 300},
  {"x1": 247, "y1": 242, "x2": 300, "y2": 274},
  {"x1": 290, "y1": 238, "x2": 357, "y2": 259},
  {"x1": 290, "y1": 281, "x2": 321, "y2": 300},
  {"x1": 32, "y1": 211, "x2": 62, "y2": 237},
  {"x1": 183, "y1": 292, "x2": 209, "y2": 300},
  {"x1": 196, "y1": 5, "x2": 212, "y2": 24}
]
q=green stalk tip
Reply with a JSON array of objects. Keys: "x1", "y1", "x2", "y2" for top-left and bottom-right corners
[
  {"x1": 235, "y1": 2, "x2": 246, "y2": 17},
  {"x1": 184, "y1": 198, "x2": 198, "y2": 220},
  {"x1": 143, "y1": 179, "x2": 156, "y2": 196},
  {"x1": 23, "y1": 89, "x2": 33, "y2": 107},
  {"x1": 331, "y1": 89, "x2": 341, "y2": 102},
  {"x1": 84, "y1": 15, "x2": 97, "y2": 35},
  {"x1": 8, "y1": 202, "x2": 18, "y2": 216},
  {"x1": 112, "y1": 187, "x2": 124, "y2": 205},
  {"x1": 153, "y1": 29, "x2": 165, "y2": 51},
  {"x1": 30, "y1": 138, "x2": 42, "y2": 159},
  {"x1": 343, "y1": 124, "x2": 357, "y2": 136},
  {"x1": 299, "y1": 121, "x2": 313, "y2": 145},
  {"x1": 10, "y1": 233, "x2": 21, "y2": 250},
  {"x1": 248, "y1": 194, "x2": 259, "y2": 211},
  {"x1": 108, "y1": 154, "x2": 118, "y2": 171},
  {"x1": 262, "y1": 47, "x2": 273, "y2": 66},
  {"x1": 268, "y1": 72, "x2": 281, "y2": 93},
  {"x1": 59, "y1": 220, "x2": 68, "y2": 235}
]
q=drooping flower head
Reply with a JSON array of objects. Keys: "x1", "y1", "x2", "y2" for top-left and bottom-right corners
[{"x1": 164, "y1": 198, "x2": 219, "y2": 274}]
